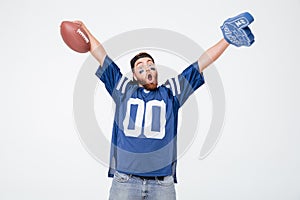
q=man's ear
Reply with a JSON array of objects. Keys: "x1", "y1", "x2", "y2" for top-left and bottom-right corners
[{"x1": 133, "y1": 72, "x2": 138, "y2": 81}]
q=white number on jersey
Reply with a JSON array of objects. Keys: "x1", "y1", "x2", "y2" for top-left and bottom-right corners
[{"x1": 123, "y1": 98, "x2": 166, "y2": 139}]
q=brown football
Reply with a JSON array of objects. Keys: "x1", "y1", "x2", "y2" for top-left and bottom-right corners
[{"x1": 60, "y1": 21, "x2": 90, "y2": 53}]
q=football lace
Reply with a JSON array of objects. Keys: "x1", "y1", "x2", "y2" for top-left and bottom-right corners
[{"x1": 76, "y1": 29, "x2": 90, "y2": 44}]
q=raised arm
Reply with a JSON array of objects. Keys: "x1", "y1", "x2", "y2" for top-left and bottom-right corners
[
  {"x1": 198, "y1": 38, "x2": 229, "y2": 73},
  {"x1": 73, "y1": 21, "x2": 107, "y2": 66},
  {"x1": 199, "y1": 12, "x2": 255, "y2": 73}
]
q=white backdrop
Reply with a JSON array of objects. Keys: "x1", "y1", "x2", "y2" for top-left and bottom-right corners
[{"x1": 1, "y1": 0, "x2": 300, "y2": 199}]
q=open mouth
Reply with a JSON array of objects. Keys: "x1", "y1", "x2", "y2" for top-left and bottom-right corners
[{"x1": 147, "y1": 74, "x2": 153, "y2": 81}]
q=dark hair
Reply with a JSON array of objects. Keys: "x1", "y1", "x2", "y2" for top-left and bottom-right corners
[{"x1": 130, "y1": 52, "x2": 155, "y2": 71}]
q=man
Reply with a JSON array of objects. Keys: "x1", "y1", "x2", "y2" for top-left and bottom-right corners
[{"x1": 76, "y1": 12, "x2": 254, "y2": 200}]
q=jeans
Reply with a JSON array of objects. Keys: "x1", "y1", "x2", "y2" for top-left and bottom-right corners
[{"x1": 109, "y1": 171, "x2": 176, "y2": 200}]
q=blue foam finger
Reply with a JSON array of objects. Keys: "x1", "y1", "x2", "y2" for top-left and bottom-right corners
[
  {"x1": 242, "y1": 27, "x2": 255, "y2": 44},
  {"x1": 221, "y1": 12, "x2": 255, "y2": 47},
  {"x1": 242, "y1": 26, "x2": 252, "y2": 36},
  {"x1": 228, "y1": 12, "x2": 254, "y2": 28}
]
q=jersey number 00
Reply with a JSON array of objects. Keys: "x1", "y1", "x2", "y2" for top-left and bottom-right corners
[{"x1": 123, "y1": 98, "x2": 166, "y2": 139}]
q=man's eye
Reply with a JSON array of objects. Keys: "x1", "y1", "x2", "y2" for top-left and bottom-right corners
[
  {"x1": 150, "y1": 67, "x2": 156, "y2": 71},
  {"x1": 139, "y1": 69, "x2": 145, "y2": 74}
]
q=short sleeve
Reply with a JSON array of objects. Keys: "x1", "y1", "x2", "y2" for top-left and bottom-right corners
[
  {"x1": 95, "y1": 55, "x2": 123, "y2": 96},
  {"x1": 164, "y1": 61, "x2": 205, "y2": 107}
]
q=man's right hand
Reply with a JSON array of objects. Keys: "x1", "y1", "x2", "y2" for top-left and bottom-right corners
[{"x1": 73, "y1": 20, "x2": 107, "y2": 66}]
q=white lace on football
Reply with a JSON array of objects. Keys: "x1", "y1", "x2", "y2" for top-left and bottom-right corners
[{"x1": 76, "y1": 29, "x2": 89, "y2": 43}]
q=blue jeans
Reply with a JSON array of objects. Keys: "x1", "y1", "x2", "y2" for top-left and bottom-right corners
[{"x1": 109, "y1": 171, "x2": 176, "y2": 200}]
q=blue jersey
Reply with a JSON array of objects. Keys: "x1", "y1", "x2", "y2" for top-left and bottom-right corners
[{"x1": 95, "y1": 56, "x2": 205, "y2": 183}]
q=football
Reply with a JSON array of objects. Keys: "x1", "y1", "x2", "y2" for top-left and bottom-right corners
[{"x1": 60, "y1": 21, "x2": 90, "y2": 53}]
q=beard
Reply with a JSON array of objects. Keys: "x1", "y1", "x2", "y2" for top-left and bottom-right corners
[
  {"x1": 143, "y1": 82, "x2": 158, "y2": 91},
  {"x1": 134, "y1": 72, "x2": 158, "y2": 91}
]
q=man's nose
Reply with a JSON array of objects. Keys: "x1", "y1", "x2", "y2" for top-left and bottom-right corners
[{"x1": 145, "y1": 65, "x2": 151, "y2": 71}]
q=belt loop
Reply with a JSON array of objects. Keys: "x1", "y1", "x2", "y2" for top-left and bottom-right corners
[{"x1": 155, "y1": 176, "x2": 161, "y2": 184}]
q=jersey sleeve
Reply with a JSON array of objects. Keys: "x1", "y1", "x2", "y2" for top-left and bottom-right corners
[
  {"x1": 164, "y1": 61, "x2": 205, "y2": 107},
  {"x1": 95, "y1": 55, "x2": 123, "y2": 96}
]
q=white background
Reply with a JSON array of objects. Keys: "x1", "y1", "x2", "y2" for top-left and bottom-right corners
[{"x1": 1, "y1": 0, "x2": 300, "y2": 199}]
